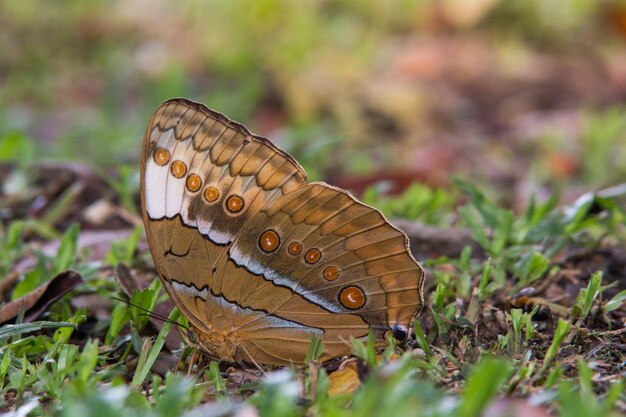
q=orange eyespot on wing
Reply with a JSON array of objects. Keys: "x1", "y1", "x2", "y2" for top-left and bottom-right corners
[
  {"x1": 259, "y1": 230, "x2": 280, "y2": 253},
  {"x1": 226, "y1": 195, "x2": 244, "y2": 213},
  {"x1": 305, "y1": 248, "x2": 322, "y2": 264},
  {"x1": 171, "y1": 160, "x2": 187, "y2": 178},
  {"x1": 204, "y1": 186, "x2": 220, "y2": 203},
  {"x1": 340, "y1": 286, "x2": 366, "y2": 310}
]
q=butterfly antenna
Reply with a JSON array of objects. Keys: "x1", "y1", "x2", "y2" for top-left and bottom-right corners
[
  {"x1": 138, "y1": 313, "x2": 189, "y2": 329},
  {"x1": 112, "y1": 296, "x2": 188, "y2": 330}
]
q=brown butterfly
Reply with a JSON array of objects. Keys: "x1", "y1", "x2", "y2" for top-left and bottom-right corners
[{"x1": 140, "y1": 98, "x2": 424, "y2": 366}]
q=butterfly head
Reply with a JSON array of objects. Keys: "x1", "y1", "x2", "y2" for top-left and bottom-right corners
[
  {"x1": 384, "y1": 324, "x2": 410, "y2": 343},
  {"x1": 182, "y1": 325, "x2": 238, "y2": 362}
]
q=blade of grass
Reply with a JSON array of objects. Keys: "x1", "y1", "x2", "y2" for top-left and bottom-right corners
[
  {"x1": 0, "y1": 321, "x2": 77, "y2": 343},
  {"x1": 413, "y1": 321, "x2": 432, "y2": 357},
  {"x1": 534, "y1": 318, "x2": 571, "y2": 383},
  {"x1": 131, "y1": 308, "x2": 181, "y2": 387},
  {"x1": 458, "y1": 357, "x2": 512, "y2": 417}
]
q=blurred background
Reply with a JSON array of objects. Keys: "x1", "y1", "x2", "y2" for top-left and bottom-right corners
[{"x1": 2, "y1": 0, "x2": 626, "y2": 215}]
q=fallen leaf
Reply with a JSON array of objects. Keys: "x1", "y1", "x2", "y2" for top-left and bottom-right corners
[
  {"x1": 328, "y1": 364, "x2": 361, "y2": 396},
  {"x1": 114, "y1": 262, "x2": 141, "y2": 298},
  {"x1": 0, "y1": 270, "x2": 83, "y2": 324}
]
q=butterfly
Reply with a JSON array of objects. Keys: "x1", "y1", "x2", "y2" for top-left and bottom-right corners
[{"x1": 140, "y1": 98, "x2": 424, "y2": 366}]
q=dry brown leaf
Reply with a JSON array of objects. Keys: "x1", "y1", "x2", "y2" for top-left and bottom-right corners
[
  {"x1": 0, "y1": 270, "x2": 83, "y2": 324},
  {"x1": 114, "y1": 262, "x2": 142, "y2": 298},
  {"x1": 328, "y1": 365, "x2": 361, "y2": 396}
]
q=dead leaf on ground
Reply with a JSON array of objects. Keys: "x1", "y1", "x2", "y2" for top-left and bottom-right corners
[
  {"x1": 328, "y1": 363, "x2": 361, "y2": 396},
  {"x1": 0, "y1": 270, "x2": 83, "y2": 324}
]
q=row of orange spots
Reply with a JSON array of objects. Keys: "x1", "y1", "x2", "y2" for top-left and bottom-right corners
[
  {"x1": 154, "y1": 147, "x2": 245, "y2": 213},
  {"x1": 258, "y1": 230, "x2": 326, "y2": 268},
  {"x1": 256, "y1": 228, "x2": 364, "y2": 309},
  {"x1": 154, "y1": 147, "x2": 365, "y2": 310},
  {"x1": 258, "y1": 230, "x2": 324, "y2": 268}
]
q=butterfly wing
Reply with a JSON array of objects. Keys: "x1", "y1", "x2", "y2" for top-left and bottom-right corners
[
  {"x1": 141, "y1": 98, "x2": 424, "y2": 366},
  {"x1": 222, "y1": 183, "x2": 424, "y2": 363},
  {"x1": 140, "y1": 98, "x2": 307, "y2": 340}
]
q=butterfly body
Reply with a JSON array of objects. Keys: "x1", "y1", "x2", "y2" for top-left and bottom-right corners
[{"x1": 140, "y1": 98, "x2": 424, "y2": 366}]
